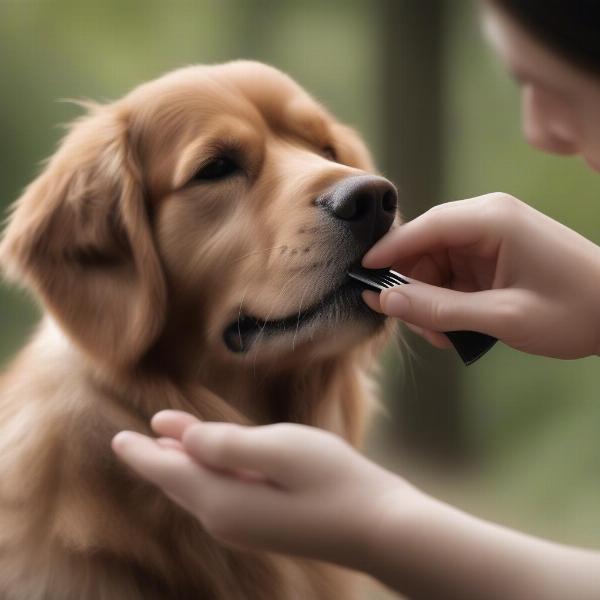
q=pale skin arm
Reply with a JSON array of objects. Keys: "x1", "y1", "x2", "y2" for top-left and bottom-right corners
[
  {"x1": 112, "y1": 412, "x2": 600, "y2": 600},
  {"x1": 362, "y1": 193, "x2": 600, "y2": 359},
  {"x1": 112, "y1": 193, "x2": 600, "y2": 596}
]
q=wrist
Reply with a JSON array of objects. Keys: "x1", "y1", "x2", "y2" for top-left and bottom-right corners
[
  {"x1": 363, "y1": 491, "x2": 539, "y2": 599},
  {"x1": 320, "y1": 465, "x2": 413, "y2": 572},
  {"x1": 357, "y1": 475, "x2": 433, "y2": 582}
]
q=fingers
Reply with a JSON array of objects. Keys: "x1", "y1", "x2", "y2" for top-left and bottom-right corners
[
  {"x1": 182, "y1": 423, "x2": 309, "y2": 489},
  {"x1": 112, "y1": 431, "x2": 200, "y2": 495},
  {"x1": 363, "y1": 289, "x2": 451, "y2": 348},
  {"x1": 363, "y1": 197, "x2": 496, "y2": 269},
  {"x1": 404, "y1": 323, "x2": 453, "y2": 349},
  {"x1": 112, "y1": 430, "x2": 281, "y2": 543},
  {"x1": 150, "y1": 415, "x2": 317, "y2": 490},
  {"x1": 361, "y1": 290, "x2": 383, "y2": 313},
  {"x1": 379, "y1": 282, "x2": 508, "y2": 338},
  {"x1": 151, "y1": 410, "x2": 200, "y2": 440},
  {"x1": 182, "y1": 423, "x2": 281, "y2": 481},
  {"x1": 156, "y1": 437, "x2": 185, "y2": 451}
]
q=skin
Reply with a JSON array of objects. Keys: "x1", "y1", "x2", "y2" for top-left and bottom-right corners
[
  {"x1": 362, "y1": 4, "x2": 600, "y2": 352},
  {"x1": 113, "y1": 5, "x2": 600, "y2": 599}
]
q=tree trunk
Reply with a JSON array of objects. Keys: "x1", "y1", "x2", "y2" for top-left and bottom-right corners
[{"x1": 379, "y1": 0, "x2": 466, "y2": 465}]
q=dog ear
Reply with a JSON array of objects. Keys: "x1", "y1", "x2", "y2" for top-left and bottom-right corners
[{"x1": 0, "y1": 105, "x2": 167, "y2": 369}]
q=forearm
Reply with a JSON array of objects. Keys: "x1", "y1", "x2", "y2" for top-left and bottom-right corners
[
  {"x1": 114, "y1": 417, "x2": 600, "y2": 599},
  {"x1": 362, "y1": 493, "x2": 600, "y2": 599}
]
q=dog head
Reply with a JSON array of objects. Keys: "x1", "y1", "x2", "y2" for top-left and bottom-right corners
[{"x1": 0, "y1": 61, "x2": 398, "y2": 373}]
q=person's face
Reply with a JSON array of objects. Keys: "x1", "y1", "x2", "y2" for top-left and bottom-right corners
[{"x1": 482, "y1": 4, "x2": 600, "y2": 172}]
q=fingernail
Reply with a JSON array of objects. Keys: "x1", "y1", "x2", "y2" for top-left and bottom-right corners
[
  {"x1": 153, "y1": 409, "x2": 184, "y2": 420},
  {"x1": 382, "y1": 291, "x2": 410, "y2": 316},
  {"x1": 361, "y1": 250, "x2": 377, "y2": 267},
  {"x1": 112, "y1": 430, "x2": 137, "y2": 450},
  {"x1": 361, "y1": 290, "x2": 382, "y2": 311}
]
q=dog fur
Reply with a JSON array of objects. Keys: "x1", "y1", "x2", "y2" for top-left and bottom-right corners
[{"x1": 0, "y1": 61, "x2": 396, "y2": 599}]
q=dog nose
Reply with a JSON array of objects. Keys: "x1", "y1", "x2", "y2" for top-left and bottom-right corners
[{"x1": 317, "y1": 175, "x2": 398, "y2": 245}]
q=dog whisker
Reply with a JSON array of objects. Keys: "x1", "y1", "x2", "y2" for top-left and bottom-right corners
[
  {"x1": 236, "y1": 282, "x2": 252, "y2": 354},
  {"x1": 250, "y1": 264, "x2": 311, "y2": 373},
  {"x1": 292, "y1": 282, "x2": 310, "y2": 352}
]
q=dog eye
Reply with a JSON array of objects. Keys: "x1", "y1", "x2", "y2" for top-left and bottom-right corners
[
  {"x1": 322, "y1": 145, "x2": 337, "y2": 162},
  {"x1": 193, "y1": 157, "x2": 239, "y2": 181}
]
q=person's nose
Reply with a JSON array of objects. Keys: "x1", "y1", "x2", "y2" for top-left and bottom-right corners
[
  {"x1": 316, "y1": 175, "x2": 398, "y2": 247},
  {"x1": 521, "y1": 85, "x2": 580, "y2": 155}
]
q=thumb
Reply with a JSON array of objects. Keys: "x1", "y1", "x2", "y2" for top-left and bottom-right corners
[{"x1": 380, "y1": 282, "x2": 504, "y2": 336}]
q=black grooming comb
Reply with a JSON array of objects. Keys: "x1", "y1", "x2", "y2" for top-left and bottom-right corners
[{"x1": 348, "y1": 266, "x2": 497, "y2": 365}]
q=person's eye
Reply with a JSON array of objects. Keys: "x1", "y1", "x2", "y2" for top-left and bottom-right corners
[{"x1": 193, "y1": 157, "x2": 240, "y2": 181}]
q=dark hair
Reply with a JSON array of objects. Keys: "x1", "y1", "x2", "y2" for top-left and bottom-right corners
[{"x1": 490, "y1": 0, "x2": 600, "y2": 77}]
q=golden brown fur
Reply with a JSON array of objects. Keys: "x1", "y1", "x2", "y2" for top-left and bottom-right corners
[{"x1": 0, "y1": 61, "x2": 396, "y2": 599}]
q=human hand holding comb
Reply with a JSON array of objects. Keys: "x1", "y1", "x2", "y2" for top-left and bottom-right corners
[
  {"x1": 359, "y1": 194, "x2": 600, "y2": 361},
  {"x1": 348, "y1": 266, "x2": 497, "y2": 365}
]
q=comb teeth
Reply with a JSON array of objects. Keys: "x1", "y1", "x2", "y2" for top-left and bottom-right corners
[
  {"x1": 347, "y1": 266, "x2": 409, "y2": 292},
  {"x1": 347, "y1": 265, "x2": 498, "y2": 366}
]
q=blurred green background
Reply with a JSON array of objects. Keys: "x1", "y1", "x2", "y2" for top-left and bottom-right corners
[{"x1": 1, "y1": 0, "x2": 600, "y2": 567}]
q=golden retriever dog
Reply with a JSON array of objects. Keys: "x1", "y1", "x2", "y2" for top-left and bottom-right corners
[{"x1": 0, "y1": 61, "x2": 398, "y2": 599}]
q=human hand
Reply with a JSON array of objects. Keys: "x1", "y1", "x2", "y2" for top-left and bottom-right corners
[
  {"x1": 111, "y1": 411, "x2": 423, "y2": 569},
  {"x1": 112, "y1": 410, "x2": 600, "y2": 599},
  {"x1": 363, "y1": 193, "x2": 600, "y2": 359}
]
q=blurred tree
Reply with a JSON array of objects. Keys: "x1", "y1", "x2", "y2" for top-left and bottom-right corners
[{"x1": 379, "y1": 0, "x2": 466, "y2": 466}]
